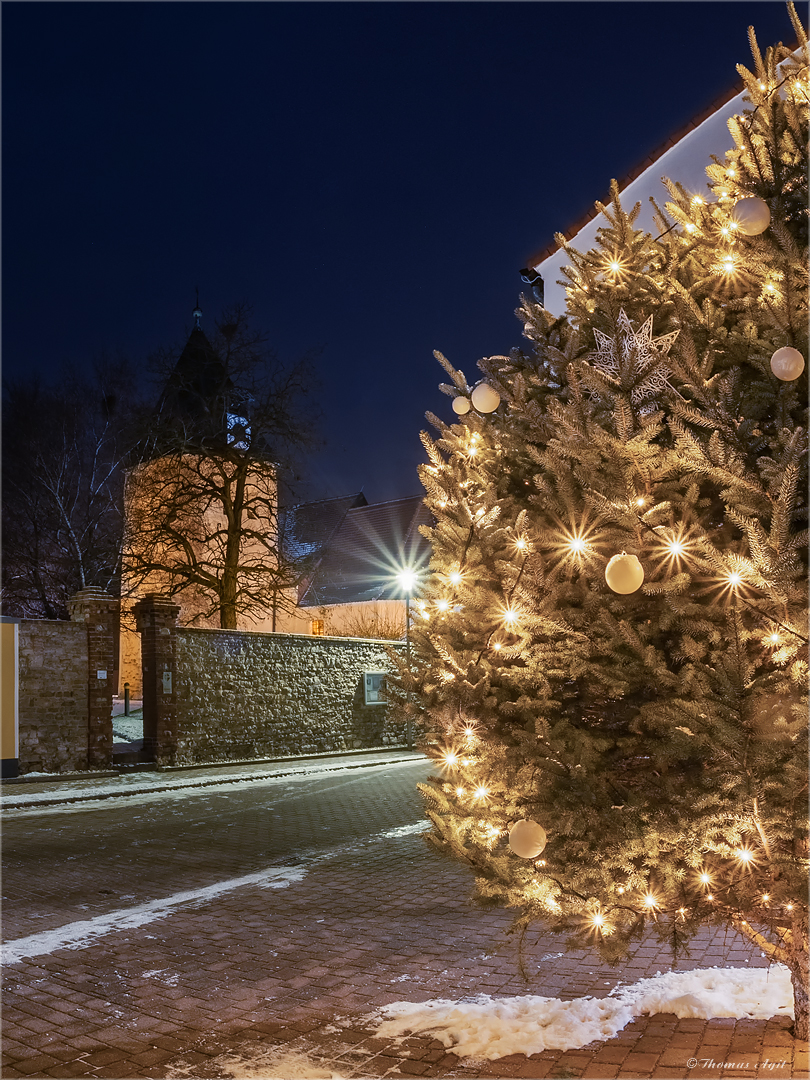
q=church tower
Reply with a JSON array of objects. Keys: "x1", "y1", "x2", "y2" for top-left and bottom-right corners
[{"x1": 118, "y1": 303, "x2": 277, "y2": 697}]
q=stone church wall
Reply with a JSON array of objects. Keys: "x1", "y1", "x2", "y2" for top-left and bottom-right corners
[{"x1": 171, "y1": 628, "x2": 407, "y2": 766}]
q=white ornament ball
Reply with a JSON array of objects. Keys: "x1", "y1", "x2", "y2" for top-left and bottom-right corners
[
  {"x1": 730, "y1": 196, "x2": 771, "y2": 236},
  {"x1": 452, "y1": 396, "x2": 472, "y2": 415},
  {"x1": 471, "y1": 382, "x2": 501, "y2": 413},
  {"x1": 770, "y1": 346, "x2": 805, "y2": 382},
  {"x1": 605, "y1": 553, "x2": 644, "y2": 594},
  {"x1": 508, "y1": 819, "x2": 547, "y2": 859}
]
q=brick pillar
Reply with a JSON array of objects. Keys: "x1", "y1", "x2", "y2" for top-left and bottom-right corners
[
  {"x1": 133, "y1": 594, "x2": 180, "y2": 766},
  {"x1": 68, "y1": 587, "x2": 117, "y2": 769}
]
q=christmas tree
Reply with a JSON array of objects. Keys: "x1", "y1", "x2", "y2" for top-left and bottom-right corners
[{"x1": 406, "y1": 9, "x2": 809, "y2": 1037}]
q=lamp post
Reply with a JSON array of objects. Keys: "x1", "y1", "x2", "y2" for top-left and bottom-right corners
[{"x1": 397, "y1": 568, "x2": 418, "y2": 748}]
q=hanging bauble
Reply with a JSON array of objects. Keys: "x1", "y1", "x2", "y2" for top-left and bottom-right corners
[
  {"x1": 452, "y1": 396, "x2": 472, "y2": 415},
  {"x1": 471, "y1": 382, "x2": 501, "y2": 413},
  {"x1": 508, "y1": 819, "x2": 547, "y2": 859},
  {"x1": 605, "y1": 553, "x2": 644, "y2": 594},
  {"x1": 770, "y1": 346, "x2": 805, "y2": 381},
  {"x1": 730, "y1": 197, "x2": 770, "y2": 236}
]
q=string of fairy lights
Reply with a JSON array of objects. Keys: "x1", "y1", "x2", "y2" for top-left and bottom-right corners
[
  {"x1": 408, "y1": 56, "x2": 807, "y2": 935},
  {"x1": 413, "y1": 412, "x2": 806, "y2": 931}
]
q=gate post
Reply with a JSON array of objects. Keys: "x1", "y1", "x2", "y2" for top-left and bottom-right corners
[
  {"x1": 133, "y1": 594, "x2": 180, "y2": 766},
  {"x1": 68, "y1": 588, "x2": 117, "y2": 769}
]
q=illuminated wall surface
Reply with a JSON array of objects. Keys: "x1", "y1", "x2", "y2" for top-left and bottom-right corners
[{"x1": 1, "y1": 622, "x2": 19, "y2": 766}]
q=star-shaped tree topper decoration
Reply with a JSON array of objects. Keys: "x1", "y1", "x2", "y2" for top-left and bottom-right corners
[{"x1": 585, "y1": 310, "x2": 680, "y2": 410}]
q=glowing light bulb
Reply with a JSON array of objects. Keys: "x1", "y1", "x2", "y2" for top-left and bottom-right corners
[
  {"x1": 766, "y1": 632, "x2": 781, "y2": 647},
  {"x1": 467, "y1": 445, "x2": 478, "y2": 457},
  {"x1": 473, "y1": 785, "x2": 490, "y2": 801},
  {"x1": 707, "y1": 894, "x2": 714, "y2": 900},
  {"x1": 759, "y1": 82, "x2": 766, "y2": 90},
  {"x1": 721, "y1": 227, "x2": 730, "y2": 236},
  {"x1": 456, "y1": 787, "x2": 465, "y2": 797},
  {"x1": 727, "y1": 169, "x2": 736, "y2": 178},
  {"x1": 692, "y1": 196, "x2": 704, "y2": 205},
  {"x1": 722, "y1": 257, "x2": 736, "y2": 273},
  {"x1": 727, "y1": 571, "x2": 743, "y2": 589},
  {"x1": 666, "y1": 538, "x2": 685, "y2": 558},
  {"x1": 617, "y1": 886, "x2": 625, "y2": 894},
  {"x1": 449, "y1": 571, "x2": 462, "y2": 585},
  {"x1": 568, "y1": 536, "x2": 586, "y2": 554},
  {"x1": 762, "y1": 894, "x2": 770, "y2": 902},
  {"x1": 735, "y1": 848, "x2": 754, "y2": 864},
  {"x1": 502, "y1": 608, "x2": 519, "y2": 626},
  {"x1": 436, "y1": 599, "x2": 450, "y2": 612},
  {"x1": 787, "y1": 904, "x2": 794, "y2": 911},
  {"x1": 643, "y1": 893, "x2": 658, "y2": 909},
  {"x1": 591, "y1": 913, "x2": 605, "y2": 928},
  {"x1": 685, "y1": 224, "x2": 696, "y2": 233},
  {"x1": 443, "y1": 752, "x2": 459, "y2": 767},
  {"x1": 463, "y1": 725, "x2": 477, "y2": 742},
  {"x1": 700, "y1": 873, "x2": 711, "y2": 885},
  {"x1": 608, "y1": 260, "x2": 622, "y2": 273},
  {"x1": 515, "y1": 538, "x2": 527, "y2": 551},
  {"x1": 492, "y1": 642, "x2": 502, "y2": 651},
  {"x1": 636, "y1": 498, "x2": 646, "y2": 508}
]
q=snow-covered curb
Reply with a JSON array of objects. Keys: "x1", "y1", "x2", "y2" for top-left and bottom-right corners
[
  {"x1": 2, "y1": 754, "x2": 426, "y2": 810},
  {"x1": 372, "y1": 966, "x2": 792, "y2": 1058}
]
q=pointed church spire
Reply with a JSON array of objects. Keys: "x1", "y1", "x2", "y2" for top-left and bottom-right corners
[{"x1": 192, "y1": 287, "x2": 202, "y2": 329}]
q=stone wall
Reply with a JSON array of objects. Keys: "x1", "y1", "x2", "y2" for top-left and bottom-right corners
[
  {"x1": 17, "y1": 621, "x2": 89, "y2": 773},
  {"x1": 172, "y1": 628, "x2": 407, "y2": 765}
]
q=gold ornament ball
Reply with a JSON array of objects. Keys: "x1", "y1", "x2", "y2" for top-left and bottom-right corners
[
  {"x1": 471, "y1": 382, "x2": 501, "y2": 413},
  {"x1": 508, "y1": 819, "x2": 547, "y2": 859},
  {"x1": 452, "y1": 396, "x2": 472, "y2": 415},
  {"x1": 730, "y1": 196, "x2": 771, "y2": 236},
  {"x1": 605, "y1": 553, "x2": 644, "y2": 594},
  {"x1": 770, "y1": 346, "x2": 805, "y2": 381}
]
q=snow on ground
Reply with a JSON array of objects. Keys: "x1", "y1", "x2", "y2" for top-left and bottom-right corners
[
  {"x1": 1, "y1": 867, "x2": 307, "y2": 964},
  {"x1": 167, "y1": 1050, "x2": 348, "y2": 1079},
  {"x1": 373, "y1": 965, "x2": 793, "y2": 1058},
  {"x1": 2, "y1": 816, "x2": 429, "y2": 962},
  {"x1": 111, "y1": 712, "x2": 143, "y2": 743},
  {"x1": 2, "y1": 755, "x2": 426, "y2": 815}
]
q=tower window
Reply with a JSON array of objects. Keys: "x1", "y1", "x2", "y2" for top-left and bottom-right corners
[{"x1": 310, "y1": 619, "x2": 325, "y2": 636}]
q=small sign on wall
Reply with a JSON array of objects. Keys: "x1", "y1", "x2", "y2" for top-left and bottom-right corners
[
  {"x1": 363, "y1": 672, "x2": 386, "y2": 705},
  {"x1": 162, "y1": 670, "x2": 172, "y2": 694},
  {"x1": 97, "y1": 670, "x2": 107, "y2": 680}
]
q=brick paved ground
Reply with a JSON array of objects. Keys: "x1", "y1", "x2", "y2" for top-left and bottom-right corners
[{"x1": 2, "y1": 756, "x2": 806, "y2": 1080}]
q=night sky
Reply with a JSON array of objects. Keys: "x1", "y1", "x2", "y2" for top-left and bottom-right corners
[{"x1": 2, "y1": 2, "x2": 796, "y2": 504}]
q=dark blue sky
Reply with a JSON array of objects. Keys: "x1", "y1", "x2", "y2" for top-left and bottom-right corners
[{"x1": 2, "y1": 2, "x2": 795, "y2": 503}]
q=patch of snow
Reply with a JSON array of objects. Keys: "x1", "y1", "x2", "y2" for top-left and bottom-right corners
[
  {"x1": 111, "y1": 715, "x2": 144, "y2": 743},
  {"x1": 2, "y1": 866, "x2": 306, "y2": 965},
  {"x1": 372, "y1": 966, "x2": 792, "y2": 1059},
  {"x1": 378, "y1": 822, "x2": 428, "y2": 839},
  {"x1": 167, "y1": 1049, "x2": 348, "y2": 1078}
]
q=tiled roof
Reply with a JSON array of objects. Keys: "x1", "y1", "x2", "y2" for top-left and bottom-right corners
[
  {"x1": 281, "y1": 492, "x2": 368, "y2": 563},
  {"x1": 299, "y1": 495, "x2": 433, "y2": 607}
]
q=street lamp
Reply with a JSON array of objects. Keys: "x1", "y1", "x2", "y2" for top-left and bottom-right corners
[{"x1": 396, "y1": 567, "x2": 419, "y2": 747}]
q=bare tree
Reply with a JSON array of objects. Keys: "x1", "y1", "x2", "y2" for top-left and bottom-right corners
[
  {"x1": 123, "y1": 303, "x2": 320, "y2": 630},
  {"x1": 2, "y1": 362, "x2": 132, "y2": 618}
]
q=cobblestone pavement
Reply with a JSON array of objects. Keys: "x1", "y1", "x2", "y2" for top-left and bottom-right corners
[{"x1": 2, "y1": 754, "x2": 806, "y2": 1080}]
